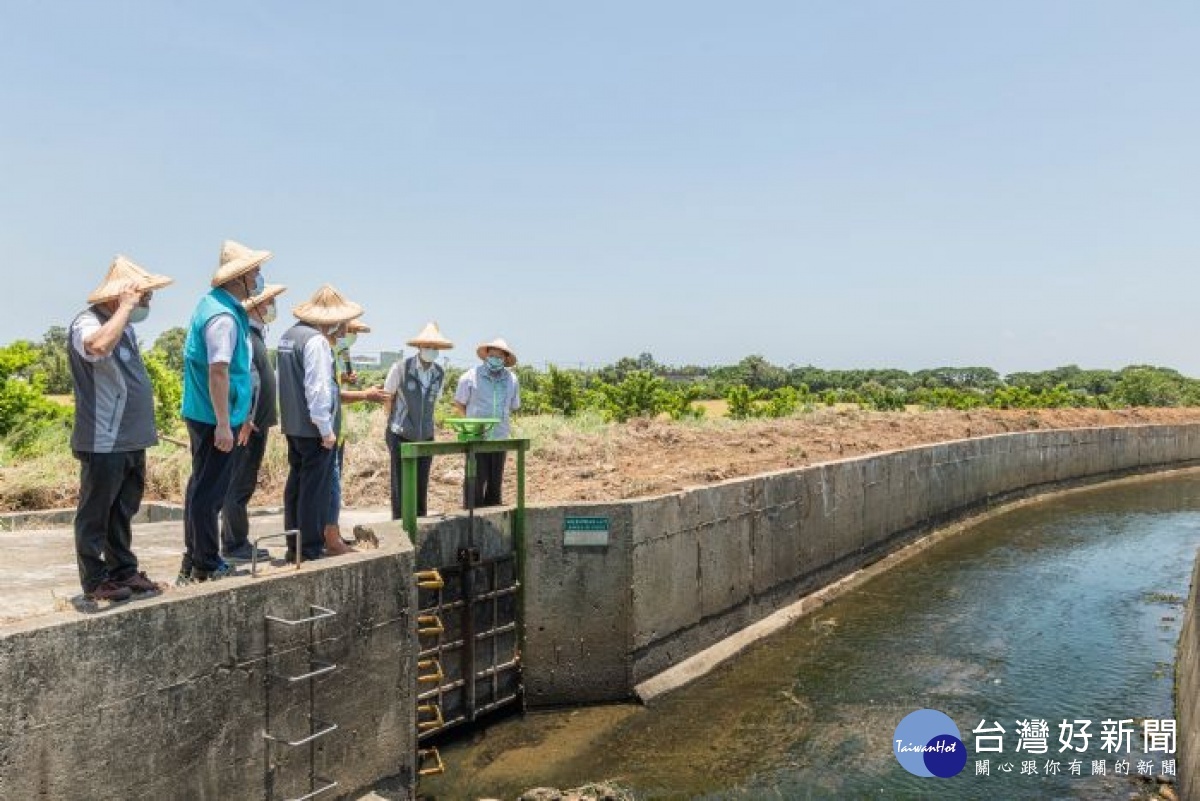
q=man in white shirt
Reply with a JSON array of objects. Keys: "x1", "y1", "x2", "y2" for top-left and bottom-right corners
[
  {"x1": 69, "y1": 255, "x2": 173, "y2": 601},
  {"x1": 276, "y1": 285, "x2": 364, "y2": 561}
]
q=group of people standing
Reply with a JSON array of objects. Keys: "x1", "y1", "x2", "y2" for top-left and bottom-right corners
[{"x1": 68, "y1": 242, "x2": 520, "y2": 603}]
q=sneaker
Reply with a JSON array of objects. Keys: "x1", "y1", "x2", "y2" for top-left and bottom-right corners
[
  {"x1": 117, "y1": 571, "x2": 161, "y2": 595},
  {"x1": 174, "y1": 571, "x2": 193, "y2": 587},
  {"x1": 221, "y1": 544, "x2": 271, "y2": 563},
  {"x1": 191, "y1": 559, "x2": 235, "y2": 582},
  {"x1": 85, "y1": 580, "x2": 133, "y2": 602}
]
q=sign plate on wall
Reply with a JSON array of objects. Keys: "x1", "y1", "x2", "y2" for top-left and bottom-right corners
[{"x1": 564, "y1": 516, "x2": 610, "y2": 547}]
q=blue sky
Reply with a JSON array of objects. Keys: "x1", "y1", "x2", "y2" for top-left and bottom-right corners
[{"x1": 2, "y1": 1, "x2": 1197, "y2": 373}]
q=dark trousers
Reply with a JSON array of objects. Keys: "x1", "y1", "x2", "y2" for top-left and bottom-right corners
[
  {"x1": 220, "y1": 428, "x2": 268, "y2": 554},
  {"x1": 74, "y1": 449, "x2": 144, "y2": 592},
  {"x1": 465, "y1": 451, "x2": 506, "y2": 509},
  {"x1": 182, "y1": 419, "x2": 237, "y2": 574},
  {"x1": 284, "y1": 435, "x2": 335, "y2": 559},
  {"x1": 387, "y1": 430, "x2": 432, "y2": 519}
]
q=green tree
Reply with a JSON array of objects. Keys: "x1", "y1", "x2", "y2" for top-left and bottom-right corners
[
  {"x1": 545, "y1": 365, "x2": 580, "y2": 416},
  {"x1": 36, "y1": 325, "x2": 73, "y2": 395},
  {"x1": 142, "y1": 350, "x2": 183, "y2": 434},
  {"x1": 0, "y1": 341, "x2": 69, "y2": 441},
  {"x1": 600, "y1": 370, "x2": 665, "y2": 422},
  {"x1": 151, "y1": 326, "x2": 188, "y2": 373}
]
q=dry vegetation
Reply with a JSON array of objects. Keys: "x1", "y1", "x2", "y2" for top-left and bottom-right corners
[{"x1": 6, "y1": 405, "x2": 1200, "y2": 513}]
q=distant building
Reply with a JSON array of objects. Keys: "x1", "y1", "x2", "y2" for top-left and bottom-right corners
[{"x1": 350, "y1": 350, "x2": 403, "y2": 371}]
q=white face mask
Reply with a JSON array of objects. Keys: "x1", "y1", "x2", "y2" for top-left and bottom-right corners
[{"x1": 419, "y1": 347, "x2": 439, "y2": 364}]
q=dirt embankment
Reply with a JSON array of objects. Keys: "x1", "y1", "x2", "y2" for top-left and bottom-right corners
[{"x1": 6, "y1": 407, "x2": 1200, "y2": 513}]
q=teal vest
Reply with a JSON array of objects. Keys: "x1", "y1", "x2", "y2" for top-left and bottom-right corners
[{"x1": 181, "y1": 288, "x2": 253, "y2": 427}]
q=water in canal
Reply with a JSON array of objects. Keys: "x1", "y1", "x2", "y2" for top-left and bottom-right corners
[{"x1": 419, "y1": 472, "x2": 1200, "y2": 800}]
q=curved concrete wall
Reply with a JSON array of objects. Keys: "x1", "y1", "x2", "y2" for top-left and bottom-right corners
[{"x1": 513, "y1": 424, "x2": 1200, "y2": 705}]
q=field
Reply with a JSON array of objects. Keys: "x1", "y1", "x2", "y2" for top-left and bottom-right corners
[{"x1": 5, "y1": 405, "x2": 1200, "y2": 513}]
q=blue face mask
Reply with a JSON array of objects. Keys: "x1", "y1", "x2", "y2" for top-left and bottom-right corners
[
  {"x1": 252, "y1": 272, "x2": 265, "y2": 295},
  {"x1": 485, "y1": 355, "x2": 504, "y2": 371},
  {"x1": 128, "y1": 306, "x2": 150, "y2": 324}
]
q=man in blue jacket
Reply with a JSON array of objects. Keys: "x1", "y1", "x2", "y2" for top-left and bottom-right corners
[{"x1": 178, "y1": 240, "x2": 273, "y2": 584}]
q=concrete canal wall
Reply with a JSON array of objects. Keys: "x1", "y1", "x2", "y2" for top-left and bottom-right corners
[
  {"x1": 504, "y1": 424, "x2": 1200, "y2": 705},
  {"x1": 1179, "y1": 548, "x2": 1200, "y2": 801},
  {"x1": 0, "y1": 530, "x2": 419, "y2": 801}
]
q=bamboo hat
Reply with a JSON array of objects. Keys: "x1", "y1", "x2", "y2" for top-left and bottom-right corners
[
  {"x1": 87, "y1": 255, "x2": 174, "y2": 305},
  {"x1": 292, "y1": 284, "x2": 363, "y2": 327},
  {"x1": 242, "y1": 283, "x2": 287, "y2": 312},
  {"x1": 348, "y1": 319, "x2": 371, "y2": 334},
  {"x1": 476, "y1": 337, "x2": 517, "y2": 367},
  {"x1": 211, "y1": 239, "x2": 272, "y2": 287},
  {"x1": 407, "y1": 321, "x2": 453, "y2": 350}
]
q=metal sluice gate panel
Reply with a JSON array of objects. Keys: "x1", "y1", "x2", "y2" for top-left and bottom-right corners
[{"x1": 416, "y1": 550, "x2": 521, "y2": 741}]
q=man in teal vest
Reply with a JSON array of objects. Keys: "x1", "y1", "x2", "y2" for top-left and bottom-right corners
[{"x1": 177, "y1": 240, "x2": 273, "y2": 584}]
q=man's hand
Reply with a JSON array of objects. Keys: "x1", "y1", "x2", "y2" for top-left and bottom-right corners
[
  {"x1": 236, "y1": 422, "x2": 256, "y2": 447},
  {"x1": 116, "y1": 281, "x2": 141, "y2": 312},
  {"x1": 321, "y1": 432, "x2": 337, "y2": 449},
  {"x1": 214, "y1": 423, "x2": 235, "y2": 452},
  {"x1": 367, "y1": 387, "x2": 391, "y2": 403}
]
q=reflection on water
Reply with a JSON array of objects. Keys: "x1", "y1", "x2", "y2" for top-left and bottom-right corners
[{"x1": 420, "y1": 473, "x2": 1200, "y2": 800}]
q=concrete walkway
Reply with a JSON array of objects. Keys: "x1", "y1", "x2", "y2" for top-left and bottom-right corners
[{"x1": 0, "y1": 507, "x2": 393, "y2": 626}]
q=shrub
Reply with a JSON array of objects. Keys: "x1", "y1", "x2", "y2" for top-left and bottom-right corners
[{"x1": 142, "y1": 350, "x2": 182, "y2": 435}]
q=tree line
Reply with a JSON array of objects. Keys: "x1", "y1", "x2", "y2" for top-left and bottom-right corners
[{"x1": 3, "y1": 329, "x2": 1199, "y2": 456}]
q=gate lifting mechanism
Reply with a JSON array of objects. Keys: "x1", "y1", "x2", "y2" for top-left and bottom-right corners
[{"x1": 400, "y1": 435, "x2": 530, "y2": 772}]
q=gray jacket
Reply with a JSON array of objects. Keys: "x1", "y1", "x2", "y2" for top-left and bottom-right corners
[
  {"x1": 68, "y1": 306, "x2": 158, "y2": 454},
  {"x1": 388, "y1": 355, "x2": 444, "y2": 441}
]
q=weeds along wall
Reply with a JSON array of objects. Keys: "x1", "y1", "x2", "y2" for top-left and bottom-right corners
[{"x1": 470, "y1": 425, "x2": 1200, "y2": 705}]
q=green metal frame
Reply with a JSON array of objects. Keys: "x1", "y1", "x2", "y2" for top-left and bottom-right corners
[{"x1": 398, "y1": 438, "x2": 530, "y2": 543}]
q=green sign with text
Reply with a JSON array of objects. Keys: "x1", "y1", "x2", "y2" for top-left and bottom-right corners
[{"x1": 564, "y1": 516, "x2": 610, "y2": 546}]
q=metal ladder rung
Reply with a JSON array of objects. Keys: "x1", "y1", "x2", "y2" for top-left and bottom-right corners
[
  {"x1": 417, "y1": 659, "x2": 444, "y2": 684},
  {"x1": 263, "y1": 721, "x2": 338, "y2": 747},
  {"x1": 265, "y1": 605, "x2": 337, "y2": 626},
  {"x1": 272, "y1": 660, "x2": 337, "y2": 684},
  {"x1": 284, "y1": 778, "x2": 338, "y2": 801},
  {"x1": 415, "y1": 569, "x2": 445, "y2": 590},
  {"x1": 416, "y1": 703, "x2": 444, "y2": 732},
  {"x1": 417, "y1": 747, "x2": 446, "y2": 777}
]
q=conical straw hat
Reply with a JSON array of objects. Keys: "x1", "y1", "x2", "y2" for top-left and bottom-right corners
[
  {"x1": 407, "y1": 321, "x2": 453, "y2": 350},
  {"x1": 348, "y1": 319, "x2": 371, "y2": 334},
  {"x1": 292, "y1": 284, "x2": 363, "y2": 327},
  {"x1": 242, "y1": 284, "x2": 287, "y2": 312},
  {"x1": 87, "y1": 255, "x2": 174, "y2": 305},
  {"x1": 211, "y1": 239, "x2": 272, "y2": 287},
  {"x1": 475, "y1": 337, "x2": 517, "y2": 367}
]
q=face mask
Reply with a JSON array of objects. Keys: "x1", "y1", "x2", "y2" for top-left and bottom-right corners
[
  {"x1": 252, "y1": 272, "x2": 265, "y2": 295},
  {"x1": 128, "y1": 306, "x2": 150, "y2": 324},
  {"x1": 419, "y1": 347, "x2": 439, "y2": 364},
  {"x1": 485, "y1": 355, "x2": 504, "y2": 371},
  {"x1": 261, "y1": 305, "x2": 277, "y2": 324}
]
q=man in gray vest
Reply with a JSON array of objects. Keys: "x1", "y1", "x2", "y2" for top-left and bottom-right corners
[
  {"x1": 220, "y1": 283, "x2": 286, "y2": 561},
  {"x1": 383, "y1": 322, "x2": 453, "y2": 519},
  {"x1": 277, "y1": 284, "x2": 362, "y2": 560},
  {"x1": 69, "y1": 256, "x2": 173, "y2": 602}
]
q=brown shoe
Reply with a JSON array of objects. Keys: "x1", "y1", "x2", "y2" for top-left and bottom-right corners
[
  {"x1": 117, "y1": 571, "x2": 162, "y2": 595},
  {"x1": 85, "y1": 580, "x2": 133, "y2": 602}
]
